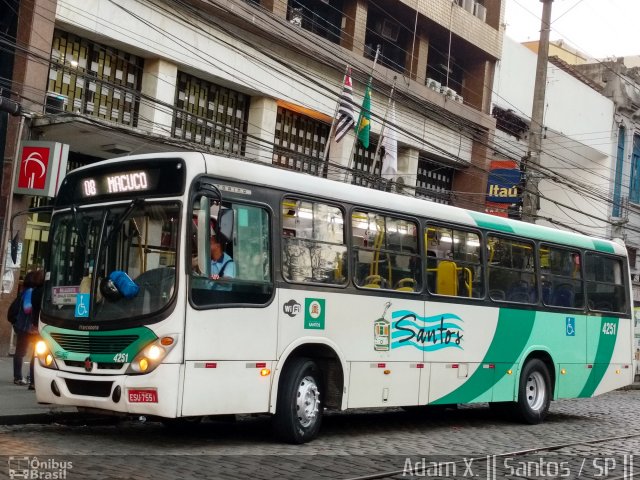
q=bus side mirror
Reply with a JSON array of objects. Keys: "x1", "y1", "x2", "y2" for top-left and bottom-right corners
[{"x1": 217, "y1": 209, "x2": 234, "y2": 244}]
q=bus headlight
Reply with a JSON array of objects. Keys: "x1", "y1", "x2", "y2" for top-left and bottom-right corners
[
  {"x1": 126, "y1": 336, "x2": 177, "y2": 374},
  {"x1": 35, "y1": 340, "x2": 58, "y2": 370}
]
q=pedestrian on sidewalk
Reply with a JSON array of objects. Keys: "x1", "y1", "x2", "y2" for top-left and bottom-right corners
[{"x1": 13, "y1": 269, "x2": 44, "y2": 389}]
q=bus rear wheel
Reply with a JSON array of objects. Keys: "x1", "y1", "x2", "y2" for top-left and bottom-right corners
[
  {"x1": 515, "y1": 359, "x2": 551, "y2": 424},
  {"x1": 273, "y1": 357, "x2": 323, "y2": 444}
]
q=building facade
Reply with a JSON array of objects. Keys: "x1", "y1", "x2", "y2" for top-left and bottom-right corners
[{"x1": 0, "y1": 0, "x2": 505, "y2": 354}]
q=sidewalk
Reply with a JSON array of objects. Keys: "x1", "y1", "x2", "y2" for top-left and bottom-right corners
[{"x1": 0, "y1": 355, "x2": 77, "y2": 425}]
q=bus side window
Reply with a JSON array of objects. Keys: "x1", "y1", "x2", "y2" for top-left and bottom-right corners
[
  {"x1": 352, "y1": 211, "x2": 419, "y2": 292},
  {"x1": 190, "y1": 198, "x2": 273, "y2": 307},
  {"x1": 281, "y1": 198, "x2": 347, "y2": 286},
  {"x1": 585, "y1": 253, "x2": 626, "y2": 313},
  {"x1": 426, "y1": 225, "x2": 482, "y2": 299},
  {"x1": 488, "y1": 235, "x2": 536, "y2": 304}
]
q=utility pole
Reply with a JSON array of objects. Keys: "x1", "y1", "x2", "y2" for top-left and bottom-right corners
[
  {"x1": 0, "y1": 95, "x2": 24, "y2": 295},
  {"x1": 521, "y1": 0, "x2": 553, "y2": 223}
]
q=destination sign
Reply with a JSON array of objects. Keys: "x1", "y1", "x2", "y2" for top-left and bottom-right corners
[
  {"x1": 55, "y1": 158, "x2": 186, "y2": 206},
  {"x1": 81, "y1": 171, "x2": 154, "y2": 198}
]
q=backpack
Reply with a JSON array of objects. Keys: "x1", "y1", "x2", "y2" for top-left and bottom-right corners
[
  {"x1": 6, "y1": 294, "x2": 20, "y2": 325},
  {"x1": 13, "y1": 292, "x2": 33, "y2": 334}
]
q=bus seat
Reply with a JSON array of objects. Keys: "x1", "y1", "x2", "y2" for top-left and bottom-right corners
[
  {"x1": 363, "y1": 274, "x2": 383, "y2": 289},
  {"x1": 542, "y1": 281, "x2": 552, "y2": 304},
  {"x1": 507, "y1": 280, "x2": 531, "y2": 303},
  {"x1": 552, "y1": 283, "x2": 574, "y2": 307},
  {"x1": 395, "y1": 278, "x2": 416, "y2": 292},
  {"x1": 436, "y1": 260, "x2": 458, "y2": 296},
  {"x1": 489, "y1": 289, "x2": 506, "y2": 301}
]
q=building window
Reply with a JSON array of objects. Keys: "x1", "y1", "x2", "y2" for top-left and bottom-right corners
[
  {"x1": 48, "y1": 30, "x2": 142, "y2": 126},
  {"x1": 629, "y1": 134, "x2": 640, "y2": 204},
  {"x1": 351, "y1": 139, "x2": 387, "y2": 188},
  {"x1": 273, "y1": 107, "x2": 329, "y2": 175},
  {"x1": 287, "y1": 0, "x2": 343, "y2": 44},
  {"x1": 426, "y1": 44, "x2": 463, "y2": 98},
  {"x1": 173, "y1": 72, "x2": 249, "y2": 155},
  {"x1": 364, "y1": 5, "x2": 407, "y2": 74},
  {"x1": 416, "y1": 156, "x2": 453, "y2": 204},
  {"x1": 612, "y1": 126, "x2": 626, "y2": 217}
]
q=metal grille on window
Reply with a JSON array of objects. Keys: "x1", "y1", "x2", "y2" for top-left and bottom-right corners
[
  {"x1": 48, "y1": 30, "x2": 142, "y2": 126},
  {"x1": 173, "y1": 72, "x2": 249, "y2": 155},
  {"x1": 416, "y1": 156, "x2": 453, "y2": 204},
  {"x1": 351, "y1": 140, "x2": 385, "y2": 189},
  {"x1": 273, "y1": 107, "x2": 329, "y2": 175}
]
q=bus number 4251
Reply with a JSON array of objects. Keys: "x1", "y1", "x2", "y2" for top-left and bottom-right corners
[
  {"x1": 113, "y1": 353, "x2": 129, "y2": 362},
  {"x1": 602, "y1": 322, "x2": 617, "y2": 335}
]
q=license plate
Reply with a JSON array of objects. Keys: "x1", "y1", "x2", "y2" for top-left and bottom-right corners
[{"x1": 128, "y1": 389, "x2": 158, "y2": 403}]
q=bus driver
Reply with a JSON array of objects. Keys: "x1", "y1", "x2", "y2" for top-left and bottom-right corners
[{"x1": 209, "y1": 234, "x2": 235, "y2": 280}]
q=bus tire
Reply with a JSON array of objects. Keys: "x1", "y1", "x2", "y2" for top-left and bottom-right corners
[
  {"x1": 273, "y1": 357, "x2": 323, "y2": 444},
  {"x1": 515, "y1": 359, "x2": 551, "y2": 424}
]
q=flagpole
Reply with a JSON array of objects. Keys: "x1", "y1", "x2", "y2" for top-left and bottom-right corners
[
  {"x1": 344, "y1": 45, "x2": 381, "y2": 183},
  {"x1": 322, "y1": 65, "x2": 350, "y2": 178},
  {"x1": 372, "y1": 76, "x2": 397, "y2": 179}
]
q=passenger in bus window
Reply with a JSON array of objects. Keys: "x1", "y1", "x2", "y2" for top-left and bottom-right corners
[{"x1": 210, "y1": 234, "x2": 235, "y2": 280}]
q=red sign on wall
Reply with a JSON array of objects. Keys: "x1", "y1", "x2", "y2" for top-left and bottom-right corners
[
  {"x1": 17, "y1": 146, "x2": 51, "y2": 191},
  {"x1": 14, "y1": 142, "x2": 68, "y2": 197}
]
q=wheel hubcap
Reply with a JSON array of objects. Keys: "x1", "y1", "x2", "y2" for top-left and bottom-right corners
[
  {"x1": 525, "y1": 371, "x2": 546, "y2": 412},
  {"x1": 296, "y1": 375, "x2": 320, "y2": 428}
]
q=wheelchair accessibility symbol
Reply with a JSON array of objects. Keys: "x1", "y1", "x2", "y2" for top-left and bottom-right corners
[
  {"x1": 75, "y1": 293, "x2": 89, "y2": 318},
  {"x1": 566, "y1": 317, "x2": 575, "y2": 336}
]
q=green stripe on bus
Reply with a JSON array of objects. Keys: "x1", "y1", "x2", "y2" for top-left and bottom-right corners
[
  {"x1": 41, "y1": 325, "x2": 158, "y2": 364},
  {"x1": 592, "y1": 239, "x2": 615, "y2": 254},
  {"x1": 432, "y1": 309, "x2": 536, "y2": 404},
  {"x1": 578, "y1": 317, "x2": 619, "y2": 397},
  {"x1": 467, "y1": 213, "x2": 514, "y2": 234},
  {"x1": 468, "y1": 212, "x2": 615, "y2": 252}
]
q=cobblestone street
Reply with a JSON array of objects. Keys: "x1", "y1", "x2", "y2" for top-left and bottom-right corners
[{"x1": 1, "y1": 390, "x2": 639, "y2": 479}]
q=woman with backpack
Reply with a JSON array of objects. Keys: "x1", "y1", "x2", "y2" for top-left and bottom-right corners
[{"x1": 12, "y1": 270, "x2": 44, "y2": 389}]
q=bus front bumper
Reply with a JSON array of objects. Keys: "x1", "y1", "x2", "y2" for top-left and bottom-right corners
[{"x1": 34, "y1": 362, "x2": 181, "y2": 418}]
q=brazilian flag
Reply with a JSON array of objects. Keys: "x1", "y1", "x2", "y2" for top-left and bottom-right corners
[{"x1": 356, "y1": 83, "x2": 372, "y2": 149}]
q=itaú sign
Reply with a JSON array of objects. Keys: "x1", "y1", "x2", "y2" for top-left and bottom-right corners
[
  {"x1": 486, "y1": 159, "x2": 521, "y2": 203},
  {"x1": 14, "y1": 141, "x2": 69, "y2": 197}
]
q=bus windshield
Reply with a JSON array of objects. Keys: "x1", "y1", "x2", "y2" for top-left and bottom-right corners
[{"x1": 43, "y1": 201, "x2": 180, "y2": 324}]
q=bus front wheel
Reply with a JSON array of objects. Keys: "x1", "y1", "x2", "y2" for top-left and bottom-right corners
[
  {"x1": 515, "y1": 359, "x2": 551, "y2": 424},
  {"x1": 273, "y1": 357, "x2": 323, "y2": 444}
]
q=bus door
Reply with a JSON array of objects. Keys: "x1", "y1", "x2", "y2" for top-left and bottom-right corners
[{"x1": 182, "y1": 183, "x2": 277, "y2": 416}]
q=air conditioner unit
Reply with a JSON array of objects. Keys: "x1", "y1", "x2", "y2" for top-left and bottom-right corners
[
  {"x1": 45, "y1": 92, "x2": 66, "y2": 114},
  {"x1": 474, "y1": 2, "x2": 487, "y2": 22},
  {"x1": 442, "y1": 87, "x2": 456, "y2": 98},
  {"x1": 289, "y1": 7, "x2": 302, "y2": 27},
  {"x1": 378, "y1": 19, "x2": 400, "y2": 42},
  {"x1": 462, "y1": 0, "x2": 474, "y2": 13},
  {"x1": 426, "y1": 78, "x2": 441, "y2": 91}
]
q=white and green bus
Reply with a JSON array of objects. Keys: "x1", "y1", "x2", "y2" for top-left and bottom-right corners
[{"x1": 33, "y1": 152, "x2": 634, "y2": 443}]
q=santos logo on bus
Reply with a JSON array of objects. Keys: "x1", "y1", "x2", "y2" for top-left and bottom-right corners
[{"x1": 391, "y1": 310, "x2": 464, "y2": 352}]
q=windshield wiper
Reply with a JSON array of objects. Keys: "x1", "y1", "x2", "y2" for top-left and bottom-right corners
[
  {"x1": 104, "y1": 198, "x2": 145, "y2": 246},
  {"x1": 70, "y1": 204, "x2": 87, "y2": 247}
]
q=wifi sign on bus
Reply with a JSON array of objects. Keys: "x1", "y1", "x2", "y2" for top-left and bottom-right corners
[{"x1": 14, "y1": 141, "x2": 69, "y2": 197}]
